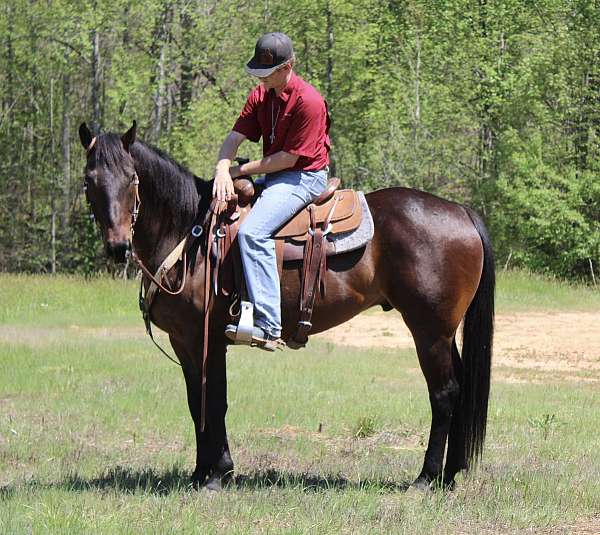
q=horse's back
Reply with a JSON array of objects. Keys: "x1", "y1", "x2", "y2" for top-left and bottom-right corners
[{"x1": 366, "y1": 187, "x2": 479, "y2": 242}]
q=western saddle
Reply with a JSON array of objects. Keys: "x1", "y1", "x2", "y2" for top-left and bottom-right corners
[{"x1": 213, "y1": 173, "x2": 363, "y2": 349}]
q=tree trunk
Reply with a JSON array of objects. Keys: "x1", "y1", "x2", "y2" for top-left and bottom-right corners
[
  {"x1": 180, "y1": 8, "x2": 193, "y2": 111},
  {"x1": 413, "y1": 32, "x2": 421, "y2": 153},
  {"x1": 61, "y1": 66, "x2": 71, "y2": 236},
  {"x1": 91, "y1": 28, "x2": 101, "y2": 133},
  {"x1": 325, "y1": 1, "x2": 336, "y2": 176},
  {"x1": 150, "y1": 5, "x2": 171, "y2": 141},
  {"x1": 151, "y1": 44, "x2": 166, "y2": 141},
  {"x1": 5, "y1": 3, "x2": 14, "y2": 123},
  {"x1": 50, "y1": 78, "x2": 56, "y2": 274}
]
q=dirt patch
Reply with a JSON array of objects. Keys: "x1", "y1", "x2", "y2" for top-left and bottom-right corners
[{"x1": 315, "y1": 311, "x2": 600, "y2": 375}]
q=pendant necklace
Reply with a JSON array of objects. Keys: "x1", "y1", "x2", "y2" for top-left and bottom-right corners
[{"x1": 270, "y1": 96, "x2": 280, "y2": 144}]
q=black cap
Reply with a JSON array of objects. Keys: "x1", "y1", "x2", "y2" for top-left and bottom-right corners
[{"x1": 245, "y1": 32, "x2": 294, "y2": 77}]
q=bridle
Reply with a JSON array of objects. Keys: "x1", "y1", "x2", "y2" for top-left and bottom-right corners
[
  {"x1": 84, "y1": 136, "x2": 139, "y2": 228},
  {"x1": 84, "y1": 136, "x2": 185, "y2": 297}
]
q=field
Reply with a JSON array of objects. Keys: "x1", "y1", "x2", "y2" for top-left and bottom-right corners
[{"x1": 1, "y1": 272, "x2": 599, "y2": 534}]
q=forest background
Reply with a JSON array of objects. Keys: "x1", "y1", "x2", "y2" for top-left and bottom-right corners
[{"x1": 0, "y1": 0, "x2": 598, "y2": 280}]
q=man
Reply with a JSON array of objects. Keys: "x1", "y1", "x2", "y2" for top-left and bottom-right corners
[{"x1": 213, "y1": 32, "x2": 330, "y2": 350}]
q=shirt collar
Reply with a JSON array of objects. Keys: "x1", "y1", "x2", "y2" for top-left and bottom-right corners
[{"x1": 274, "y1": 71, "x2": 299, "y2": 103}]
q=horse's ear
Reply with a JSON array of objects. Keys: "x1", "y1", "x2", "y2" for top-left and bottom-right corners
[
  {"x1": 121, "y1": 120, "x2": 137, "y2": 152},
  {"x1": 79, "y1": 122, "x2": 93, "y2": 150}
]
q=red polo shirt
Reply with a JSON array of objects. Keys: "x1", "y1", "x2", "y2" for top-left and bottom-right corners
[{"x1": 232, "y1": 72, "x2": 330, "y2": 171}]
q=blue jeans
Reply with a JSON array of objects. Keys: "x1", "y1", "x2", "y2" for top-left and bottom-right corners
[{"x1": 237, "y1": 169, "x2": 328, "y2": 337}]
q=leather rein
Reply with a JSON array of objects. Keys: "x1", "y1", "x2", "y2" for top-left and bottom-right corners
[{"x1": 85, "y1": 137, "x2": 218, "y2": 431}]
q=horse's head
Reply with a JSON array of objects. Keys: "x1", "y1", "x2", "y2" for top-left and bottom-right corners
[{"x1": 79, "y1": 121, "x2": 139, "y2": 263}]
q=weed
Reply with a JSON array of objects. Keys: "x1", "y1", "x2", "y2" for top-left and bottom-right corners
[
  {"x1": 528, "y1": 413, "x2": 561, "y2": 440},
  {"x1": 353, "y1": 416, "x2": 378, "y2": 438}
]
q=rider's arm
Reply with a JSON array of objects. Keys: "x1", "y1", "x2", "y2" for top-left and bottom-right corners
[
  {"x1": 230, "y1": 151, "x2": 299, "y2": 178},
  {"x1": 213, "y1": 131, "x2": 246, "y2": 201}
]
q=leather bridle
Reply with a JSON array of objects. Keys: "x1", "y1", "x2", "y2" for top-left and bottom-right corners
[{"x1": 84, "y1": 136, "x2": 186, "y2": 297}]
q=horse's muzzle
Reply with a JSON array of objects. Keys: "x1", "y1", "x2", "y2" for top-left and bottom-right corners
[{"x1": 106, "y1": 239, "x2": 131, "y2": 263}]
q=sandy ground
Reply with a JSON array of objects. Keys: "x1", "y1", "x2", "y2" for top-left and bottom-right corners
[{"x1": 315, "y1": 310, "x2": 600, "y2": 377}]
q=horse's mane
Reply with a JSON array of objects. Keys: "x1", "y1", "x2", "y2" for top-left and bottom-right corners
[{"x1": 95, "y1": 134, "x2": 209, "y2": 228}]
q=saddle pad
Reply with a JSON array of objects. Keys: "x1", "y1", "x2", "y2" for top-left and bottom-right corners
[
  {"x1": 329, "y1": 191, "x2": 374, "y2": 253},
  {"x1": 283, "y1": 192, "x2": 374, "y2": 261},
  {"x1": 275, "y1": 189, "x2": 359, "y2": 239}
]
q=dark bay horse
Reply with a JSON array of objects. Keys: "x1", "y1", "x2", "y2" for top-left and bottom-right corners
[{"x1": 79, "y1": 122, "x2": 494, "y2": 491}]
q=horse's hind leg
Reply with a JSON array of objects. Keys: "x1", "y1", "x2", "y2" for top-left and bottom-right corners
[
  {"x1": 443, "y1": 338, "x2": 467, "y2": 487},
  {"x1": 409, "y1": 331, "x2": 459, "y2": 489}
]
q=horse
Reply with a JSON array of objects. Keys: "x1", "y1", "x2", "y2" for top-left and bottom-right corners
[{"x1": 78, "y1": 121, "x2": 494, "y2": 491}]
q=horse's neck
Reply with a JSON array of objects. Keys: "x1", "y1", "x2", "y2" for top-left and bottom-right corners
[{"x1": 130, "y1": 149, "x2": 206, "y2": 271}]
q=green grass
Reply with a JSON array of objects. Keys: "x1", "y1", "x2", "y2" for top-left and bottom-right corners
[
  {"x1": 0, "y1": 274, "x2": 138, "y2": 326},
  {"x1": 1, "y1": 269, "x2": 597, "y2": 328},
  {"x1": 1, "y1": 272, "x2": 599, "y2": 533},
  {"x1": 496, "y1": 269, "x2": 600, "y2": 312}
]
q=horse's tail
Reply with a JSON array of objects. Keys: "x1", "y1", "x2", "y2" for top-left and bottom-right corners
[{"x1": 460, "y1": 207, "x2": 495, "y2": 468}]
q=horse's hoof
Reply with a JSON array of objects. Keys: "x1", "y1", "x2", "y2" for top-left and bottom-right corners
[
  {"x1": 410, "y1": 476, "x2": 432, "y2": 491},
  {"x1": 190, "y1": 467, "x2": 210, "y2": 489},
  {"x1": 442, "y1": 478, "x2": 456, "y2": 491},
  {"x1": 204, "y1": 474, "x2": 222, "y2": 492},
  {"x1": 205, "y1": 470, "x2": 233, "y2": 492}
]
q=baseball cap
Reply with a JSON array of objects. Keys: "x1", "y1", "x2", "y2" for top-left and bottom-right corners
[{"x1": 245, "y1": 32, "x2": 294, "y2": 77}]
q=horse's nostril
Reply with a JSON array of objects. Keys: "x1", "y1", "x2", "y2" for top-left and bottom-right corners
[{"x1": 106, "y1": 240, "x2": 131, "y2": 263}]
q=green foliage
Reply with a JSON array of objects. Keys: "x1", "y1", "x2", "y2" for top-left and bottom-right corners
[
  {"x1": 0, "y1": 0, "x2": 598, "y2": 280},
  {"x1": 528, "y1": 413, "x2": 562, "y2": 441},
  {"x1": 492, "y1": 133, "x2": 600, "y2": 277}
]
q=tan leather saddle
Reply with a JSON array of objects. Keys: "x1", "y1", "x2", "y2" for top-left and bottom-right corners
[{"x1": 213, "y1": 176, "x2": 363, "y2": 348}]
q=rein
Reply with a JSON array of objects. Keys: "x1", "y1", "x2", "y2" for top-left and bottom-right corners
[
  {"x1": 85, "y1": 137, "x2": 221, "y2": 433},
  {"x1": 129, "y1": 181, "x2": 222, "y2": 432}
]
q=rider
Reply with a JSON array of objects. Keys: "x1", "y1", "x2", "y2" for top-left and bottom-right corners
[{"x1": 213, "y1": 32, "x2": 331, "y2": 350}]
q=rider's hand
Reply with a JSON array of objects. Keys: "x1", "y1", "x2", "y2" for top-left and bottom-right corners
[{"x1": 213, "y1": 167, "x2": 234, "y2": 202}]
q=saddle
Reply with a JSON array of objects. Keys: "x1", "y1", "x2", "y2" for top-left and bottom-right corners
[{"x1": 212, "y1": 175, "x2": 363, "y2": 348}]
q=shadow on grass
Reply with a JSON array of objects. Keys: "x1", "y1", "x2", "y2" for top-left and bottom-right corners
[
  {"x1": 234, "y1": 469, "x2": 411, "y2": 492},
  {"x1": 61, "y1": 465, "x2": 191, "y2": 495},
  {"x1": 2, "y1": 466, "x2": 410, "y2": 497}
]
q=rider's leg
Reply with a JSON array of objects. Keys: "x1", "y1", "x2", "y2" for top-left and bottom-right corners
[{"x1": 237, "y1": 169, "x2": 327, "y2": 337}]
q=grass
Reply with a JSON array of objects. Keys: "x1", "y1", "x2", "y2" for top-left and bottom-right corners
[
  {"x1": 0, "y1": 271, "x2": 599, "y2": 533},
  {"x1": 495, "y1": 269, "x2": 600, "y2": 312}
]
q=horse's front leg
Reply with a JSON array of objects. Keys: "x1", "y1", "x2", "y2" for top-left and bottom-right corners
[{"x1": 171, "y1": 335, "x2": 233, "y2": 490}]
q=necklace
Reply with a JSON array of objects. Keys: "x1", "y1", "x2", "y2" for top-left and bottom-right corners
[{"x1": 270, "y1": 97, "x2": 280, "y2": 144}]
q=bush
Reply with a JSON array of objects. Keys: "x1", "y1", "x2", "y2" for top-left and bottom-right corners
[{"x1": 491, "y1": 137, "x2": 600, "y2": 279}]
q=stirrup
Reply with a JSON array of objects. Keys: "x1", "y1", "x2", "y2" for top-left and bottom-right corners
[{"x1": 224, "y1": 324, "x2": 285, "y2": 352}]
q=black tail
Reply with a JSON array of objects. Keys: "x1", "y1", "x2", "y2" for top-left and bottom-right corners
[{"x1": 461, "y1": 208, "x2": 495, "y2": 468}]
